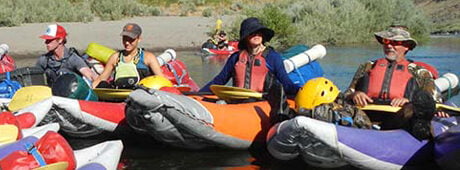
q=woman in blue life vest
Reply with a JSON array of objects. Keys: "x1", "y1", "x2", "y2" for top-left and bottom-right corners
[
  {"x1": 200, "y1": 17, "x2": 299, "y2": 95},
  {"x1": 92, "y1": 23, "x2": 164, "y2": 89}
]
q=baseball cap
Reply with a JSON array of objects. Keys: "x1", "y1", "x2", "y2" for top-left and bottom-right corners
[
  {"x1": 40, "y1": 24, "x2": 67, "y2": 39},
  {"x1": 120, "y1": 23, "x2": 142, "y2": 39}
]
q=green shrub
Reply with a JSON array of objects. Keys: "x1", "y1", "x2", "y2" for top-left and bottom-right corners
[
  {"x1": 228, "y1": 0, "x2": 430, "y2": 49},
  {"x1": 202, "y1": 8, "x2": 213, "y2": 17},
  {"x1": 0, "y1": 0, "x2": 93, "y2": 26},
  {"x1": 91, "y1": 0, "x2": 160, "y2": 20},
  {"x1": 0, "y1": 0, "x2": 160, "y2": 27}
]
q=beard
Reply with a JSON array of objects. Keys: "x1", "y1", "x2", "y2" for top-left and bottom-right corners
[{"x1": 385, "y1": 50, "x2": 397, "y2": 61}]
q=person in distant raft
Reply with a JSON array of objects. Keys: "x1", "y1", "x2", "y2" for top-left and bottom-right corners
[
  {"x1": 92, "y1": 23, "x2": 164, "y2": 89},
  {"x1": 200, "y1": 17, "x2": 299, "y2": 95},
  {"x1": 344, "y1": 25, "x2": 443, "y2": 139},
  {"x1": 36, "y1": 24, "x2": 97, "y2": 86}
]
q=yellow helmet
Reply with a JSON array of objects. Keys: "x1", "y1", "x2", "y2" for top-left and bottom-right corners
[
  {"x1": 295, "y1": 77, "x2": 340, "y2": 111},
  {"x1": 138, "y1": 75, "x2": 173, "y2": 89}
]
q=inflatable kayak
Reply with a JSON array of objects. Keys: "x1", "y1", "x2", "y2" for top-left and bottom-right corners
[
  {"x1": 12, "y1": 96, "x2": 126, "y2": 137},
  {"x1": 266, "y1": 116, "x2": 460, "y2": 169},
  {"x1": 0, "y1": 111, "x2": 60, "y2": 146},
  {"x1": 125, "y1": 88, "x2": 276, "y2": 150},
  {"x1": 0, "y1": 131, "x2": 123, "y2": 170}
]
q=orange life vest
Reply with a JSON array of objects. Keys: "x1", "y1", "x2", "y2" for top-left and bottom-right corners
[
  {"x1": 233, "y1": 50, "x2": 268, "y2": 92},
  {"x1": 367, "y1": 58, "x2": 413, "y2": 100}
]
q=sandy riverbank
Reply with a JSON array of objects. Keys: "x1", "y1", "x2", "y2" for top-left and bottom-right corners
[{"x1": 0, "y1": 16, "x2": 235, "y2": 58}]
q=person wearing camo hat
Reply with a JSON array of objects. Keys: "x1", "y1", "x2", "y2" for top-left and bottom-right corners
[{"x1": 343, "y1": 25, "x2": 442, "y2": 140}]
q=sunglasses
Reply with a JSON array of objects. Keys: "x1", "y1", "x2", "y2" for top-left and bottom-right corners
[{"x1": 382, "y1": 39, "x2": 406, "y2": 46}]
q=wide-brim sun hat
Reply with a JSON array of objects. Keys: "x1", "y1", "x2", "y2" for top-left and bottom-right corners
[
  {"x1": 374, "y1": 27, "x2": 418, "y2": 50},
  {"x1": 238, "y1": 17, "x2": 275, "y2": 50}
]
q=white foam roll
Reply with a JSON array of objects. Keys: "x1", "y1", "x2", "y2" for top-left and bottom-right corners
[
  {"x1": 435, "y1": 73, "x2": 459, "y2": 92},
  {"x1": 0, "y1": 44, "x2": 9, "y2": 56},
  {"x1": 284, "y1": 44, "x2": 327, "y2": 73},
  {"x1": 157, "y1": 49, "x2": 177, "y2": 66}
]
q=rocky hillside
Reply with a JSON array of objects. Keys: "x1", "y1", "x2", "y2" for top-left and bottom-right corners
[{"x1": 415, "y1": 0, "x2": 459, "y2": 34}]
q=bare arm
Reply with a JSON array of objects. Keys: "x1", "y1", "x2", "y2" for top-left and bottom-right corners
[
  {"x1": 79, "y1": 67, "x2": 98, "y2": 81},
  {"x1": 91, "y1": 52, "x2": 118, "y2": 88},
  {"x1": 144, "y1": 51, "x2": 164, "y2": 77}
]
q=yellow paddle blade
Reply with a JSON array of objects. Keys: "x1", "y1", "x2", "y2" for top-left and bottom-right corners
[
  {"x1": 0, "y1": 124, "x2": 19, "y2": 145},
  {"x1": 215, "y1": 19, "x2": 223, "y2": 31},
  {"x1": 93, "y1": 88, "x2": 133, "y2": 100},
  {"x1": 360, "y1": 104, "x2": 460, "y2": 115},
  {"x1": 9, "y1": 86, "x2": 52, "y2": 112},
  {"x1": 360, "y1": 104, "x2": 401, "y2": 113},
  {"x1": 33, "y1": 162, "x2": 69, "y2": 170},
  {"x1": 210, "y1": 85, "x2": 263, "y2": 100},
  {"x1": 436, "y1": 104, "x2": 460, "y2": 114}
]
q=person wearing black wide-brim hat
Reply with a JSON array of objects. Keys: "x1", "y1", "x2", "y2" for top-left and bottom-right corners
[{"x1": 200, "y1": 17, "x2": 300, "y2": 96}]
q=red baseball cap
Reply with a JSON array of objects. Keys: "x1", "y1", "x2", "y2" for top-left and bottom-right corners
[{"x1": 39, "y1": 24, "x2": 67, "y2": 39}]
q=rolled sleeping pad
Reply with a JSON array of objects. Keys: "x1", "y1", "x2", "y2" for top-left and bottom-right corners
[
  {"x1": 0, "y1": 44, "x2": 9, "y2": 57},
  {"x1": 284, "y1": 44, "x2": 326, "y2": 73},
  {"x1": 157, "y1": 49, "x2": 176, "y2": 66},
  {"x1": 435, "y1": 73, "x2": 459, "y2": 93},
  {"x1": 85, "y1": 43, "x2": 116, "y2": 64},
  {"x1": 52, "y1": 73, "x2": 98, "y2": 101}
]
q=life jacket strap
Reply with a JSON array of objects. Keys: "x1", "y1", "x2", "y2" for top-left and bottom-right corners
[{"x1": 25, "y1": 143, "x2": 47, "y2": 167}]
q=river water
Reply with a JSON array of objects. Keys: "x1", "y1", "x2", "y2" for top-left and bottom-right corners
[{"x1": 13, "y1": 37, "x2": 460, "y2": 169}]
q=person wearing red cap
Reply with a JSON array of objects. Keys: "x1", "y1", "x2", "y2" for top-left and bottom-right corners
[
  {"x1": 92, "y1": 23, "x2": 164, "y2": 89},
  {"x1": 36, "y1": 24, "x2": 96, "y2": 86}
]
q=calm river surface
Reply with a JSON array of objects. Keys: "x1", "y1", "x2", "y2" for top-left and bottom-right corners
[{"x1": 14, "y1": 37, "x2": 460, "y2": 169}]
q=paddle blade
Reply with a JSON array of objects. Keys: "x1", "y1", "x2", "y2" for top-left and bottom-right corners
[
  {"x1": 360, "y1": 104, "x2": 460, "y2": 116},
  {"x1": 210, "y1": 85, "x2": 263, "y2": 100},
  {"x1": 93, "y1": 88, "x2": 133, "y2": 100},
  {"x1": 8, "y1": 86, "x2": 52, "y2": 112},
  {"x1": 360, "y1": 104, "x2": 400, "y2": 113},
  {"x1": 33, "y1": 161, "x2": 69, "y2": 170}
]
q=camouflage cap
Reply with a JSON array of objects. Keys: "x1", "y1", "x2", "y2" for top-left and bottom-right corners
[{"x1": 374, "y1": 27, "x2": 417, "y2": 50}]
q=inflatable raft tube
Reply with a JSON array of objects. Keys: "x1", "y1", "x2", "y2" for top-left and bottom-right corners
[
  {"x1": 125, "y1": 88, "x2": 274, "y2": 150},
  {"x1": 266, "y1": 116, "x2": 458, "y2": 169}
]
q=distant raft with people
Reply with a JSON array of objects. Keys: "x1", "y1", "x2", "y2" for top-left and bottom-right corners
[{"x1": 266, "y1": 115, "x2": 460, "y2": 170}]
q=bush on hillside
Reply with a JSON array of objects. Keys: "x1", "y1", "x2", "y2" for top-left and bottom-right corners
[
  {"x1": 0, "y1": 0, "x2": 93, "y2": 27},
  {"x1": 0, "y1": 0, "x2": 160, "y2": 27},
  {"x1": 91, "y1": 0, "x2": 160, "y2": 21},
  {"x1": 227, "y1": 0, "x2": 430, "y2": 49}
]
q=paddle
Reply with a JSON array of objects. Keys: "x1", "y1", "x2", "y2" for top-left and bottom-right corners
[
  {"x1": 360, "y1": 104, "x2": 460, "y2": 116},
  {"x1": 8, "y1": 86, "x2": 52, "y2": 112},
  {"x1": 33, "y1": 161, "x2": 69, "y2": 170},
  {"x1": 93, "y1": 88, "x2": 133, "y2": 100},
  {"x1": 210, "y1": 85, "x2": 263, "y2": 100}
]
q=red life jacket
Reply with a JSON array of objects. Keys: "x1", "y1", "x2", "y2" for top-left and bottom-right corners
[
  {"x1": 233, "y1": 50, "x2": 268, "y2": 92},
  {"x1": 367, "y1": 58, "x2": 413, "y2": 100}
]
